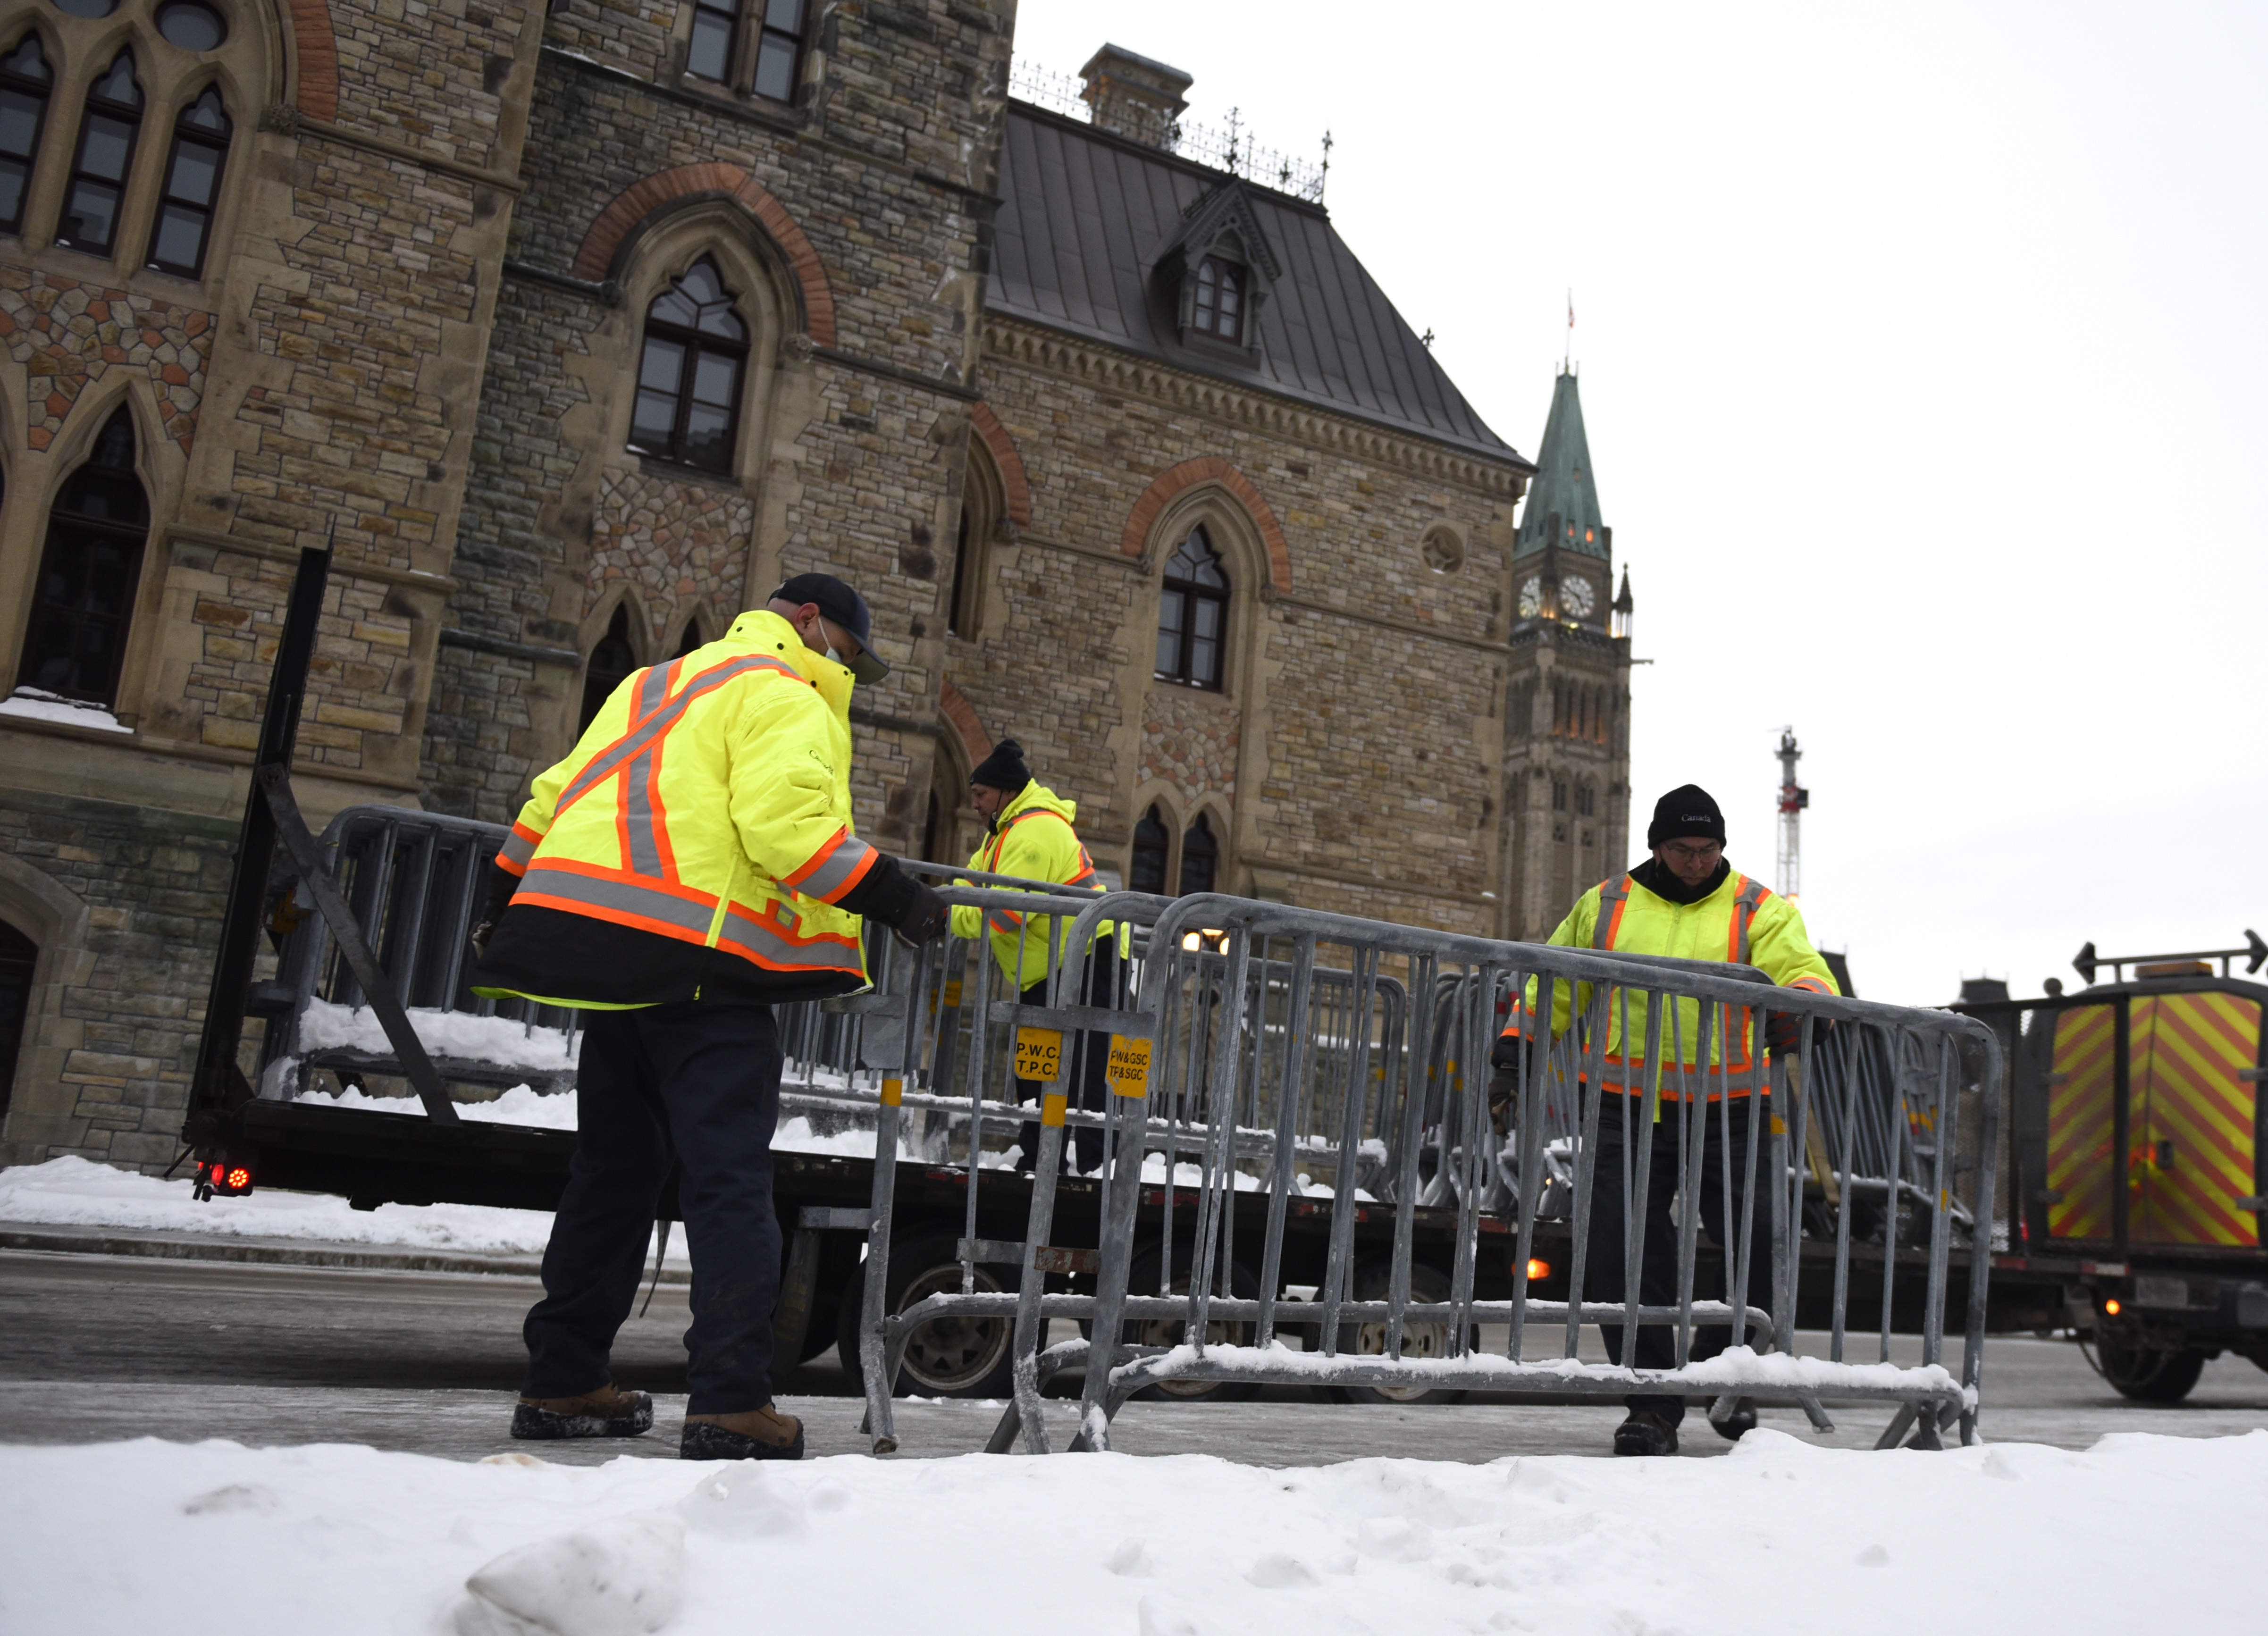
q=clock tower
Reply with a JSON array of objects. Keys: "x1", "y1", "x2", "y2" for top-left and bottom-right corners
[{"x1": 1499, "y1": 368, "x2": 1634, "y2": 940}]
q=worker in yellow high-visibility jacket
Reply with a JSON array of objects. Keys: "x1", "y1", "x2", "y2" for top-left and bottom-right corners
[
  {"x1": 947, "y1": 738, "x2": 1119, "y2": 1173},
  {"x1": 472, "y1": 574, "x2": 946, "y2": 1465},
  {"x1": 1490, "y1": 783, "x2": 1836, "y2": 1459}
]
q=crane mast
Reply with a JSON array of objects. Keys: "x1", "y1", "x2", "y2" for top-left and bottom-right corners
[{"x1": 1776, "y1": 728, "x2": 1809, "y2": 904}]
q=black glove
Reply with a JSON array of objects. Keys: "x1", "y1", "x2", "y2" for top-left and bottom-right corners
[
  {"x1": 1765, "y1": 1010, "x2": 1808, "y2": 1055},
  {"x1": 890, "y1": 878, "x2": 949, "y2": 948},
  {"x1": 470, "y1": 917, "x2": 497, "y2": 962},
  {"x1": 1487, "y1": 1065, "x2": 1520, "y2": 1137}
]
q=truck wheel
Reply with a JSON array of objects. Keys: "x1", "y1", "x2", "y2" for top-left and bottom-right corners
[
  {"x1": 1119, "y1": 1247, "x2": 1262, "y2": 1402},
  {"x1": 833, "y1": 1233, "x2": 1021, "y2": 1400},
  {"x1": 2092, "y1": 1338, "x2": 2208, "y2": 1402},
  {"x1": 1327, "y1": 1263, "x2": 1469, "y2": 1406}
]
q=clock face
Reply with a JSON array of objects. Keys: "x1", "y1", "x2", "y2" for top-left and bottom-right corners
[
  {"x1": 1517, "y1": 575, "x2": 1544, "y2": 619},
  {"x1": 1562, "y1": 576, "x2": 1596, "y2": 618}
]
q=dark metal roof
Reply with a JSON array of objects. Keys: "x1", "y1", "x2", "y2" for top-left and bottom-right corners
[{"x1": 986, "y1": 104, "x2": 1527, "y2": 468}]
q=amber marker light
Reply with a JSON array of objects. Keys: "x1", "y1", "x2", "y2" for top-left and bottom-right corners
[
  {"x1": 1527, "y1": 1258, "x2": 1552, "y2": 1282},
  {"x1": 2103, "y1": 1298, "x2": 2122, "y2": 1316}
]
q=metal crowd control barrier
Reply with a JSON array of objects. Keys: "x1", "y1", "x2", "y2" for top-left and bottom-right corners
[{"x1": 857, "y1": 890, "x2": 2002, "y2": 1455}]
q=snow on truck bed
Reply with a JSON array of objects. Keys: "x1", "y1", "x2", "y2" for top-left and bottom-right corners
[{"x1": 2, "y1": 1429, "x2": 2263, "y2": 1636}]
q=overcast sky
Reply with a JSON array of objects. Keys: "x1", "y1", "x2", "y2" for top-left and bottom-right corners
[{"x1": 1009, "y1": 1, "x2": 2268, "y2": 1004}]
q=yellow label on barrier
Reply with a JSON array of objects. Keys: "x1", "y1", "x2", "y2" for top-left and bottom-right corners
[
  {"x1": 1106, "y1": 1035, "x2": 1152, "y2": 1098},
  {"x1": 1770, "y1": 1115, "x2": 1788, "y2": 1135},
  {"x1": 1041, "y1": 1091, "x2": 1068, "y2": 1127},
  {"x1": 881, "y1": 1078, "x2": 903, "y2": 1107},
  {"x1": 1014, "y1": 1026, "x2": 1064, "y2": 1082}
]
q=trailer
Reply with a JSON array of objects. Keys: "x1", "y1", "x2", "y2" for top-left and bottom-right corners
[{"x1": 1953, "y1": 936, "x2": 2268, "y2": 1400}]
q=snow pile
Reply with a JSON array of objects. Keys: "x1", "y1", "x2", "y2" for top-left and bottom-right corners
[
  {"x1": 2, "y1": 1430, "x2": 2264, "y2": 1635},
  {"x1": 295, "y1": 1082, "x2": 581, "y2": 1130},
  {"x1": 0, "y1": 685, "x2": 132, "y2": 732},
  {"x1": 0, "y1": 1156, "x2": 684, "y2": 1264},
  {"x1": 296, "y1": 999, "x2": 580, "y2": 1071}
]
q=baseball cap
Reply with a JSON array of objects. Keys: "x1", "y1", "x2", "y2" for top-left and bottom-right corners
[{"x1": 772, "y1": 572, "x2": 887, "y2": 685}]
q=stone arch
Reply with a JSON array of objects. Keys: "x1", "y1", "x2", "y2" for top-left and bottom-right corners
[
  {"x1": 938, "y1": 674, "x2": 991, "y2": 763},
  {"x1": 1119, "y1": 456, "x2": 1290, "y2": 592},
  {"x1": 573, "y1": 164, "x2": 836, "y2": 345},
  {"x1": 282, "y1": 0, "x2": 339, "y2": 120},
  {"x1": 0, "y1": 848, "x2": 93, "y2": 1163},
  {"x1": 1124, "y1": 781, "x2": 1183, "y2": 895},
  {"x1": 968, "y1": 402, "x2": 1031, "y2": 530}
]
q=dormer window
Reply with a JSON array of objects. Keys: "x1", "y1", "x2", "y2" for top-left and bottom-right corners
[{"x1": 1191, "y1": 256, "x2": 1243, "y2": 343}]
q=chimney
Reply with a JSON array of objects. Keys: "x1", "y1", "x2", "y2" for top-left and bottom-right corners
[{"x1": 1078, "y1": 43, "x2": 1192, "y2": 149}]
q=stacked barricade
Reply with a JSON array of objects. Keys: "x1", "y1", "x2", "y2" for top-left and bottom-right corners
[{"x1": 857, "y1": 887, "x2": 2002, "y2": 1454}]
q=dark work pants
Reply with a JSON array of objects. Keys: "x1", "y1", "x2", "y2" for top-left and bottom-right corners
[
  {"x1": 1012, "y1": 944, "x2": 1122, "y2": 1175},
  {"x1": 522, "y1": 1002, "x2": 783, "y2": 1416},
  {"x1": 1583, "y1": 1093, "x2": 1774, "y2": 1427}
]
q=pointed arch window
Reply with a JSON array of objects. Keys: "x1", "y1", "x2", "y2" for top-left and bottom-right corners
[
  {"x1": 1156, "y1": 524, "x2": 1227, "y2": 690},
  {"x1": 145, "y1": 86, "x2": 228, "y2": 277},
  {"x1": 55, "y1": 50, "x2": 141, "y2": 256},
  {"x1": 671, "y1": 617, "x2": 704, "y2": 659},
  {"x1": 1178, "y1": 813, "x2": 1218, "y2": 897},
  {"x1": 1129, "y1": 804, "x2": 1169, "y2": 895},
  {"x1": 577, "y1": 604, "x2": 638, "y2": 737},
  {"x1": 630, "y1": 258, "x2": 748, "y2": 474},
  {"x1": 17, "y1": 406, "x2": 149, "y2": 706},
  {"x1": 0, "y1": 34, "x2": 53, "y2": 236},
  {"x1": 1192, "y1": 256, "x2": 1244, "y2": 343}
]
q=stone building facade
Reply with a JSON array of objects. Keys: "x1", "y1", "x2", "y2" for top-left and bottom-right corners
[{"x1": 0, "y1": 7, "x2": 1632, "y2": 1170}]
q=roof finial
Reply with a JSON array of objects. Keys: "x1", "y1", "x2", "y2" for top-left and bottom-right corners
[{"x1": 1564, "y1": 289, "x2": 1574, "y2": 371}]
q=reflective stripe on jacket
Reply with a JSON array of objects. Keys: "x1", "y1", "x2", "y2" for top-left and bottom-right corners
[
  {"x1": 946, "y1": 780, "x2": 1117, "y2": 984},
  {"x1": 1500, "y1": 869, "x2": 1837, "y2": 1098},
  {"x1": 486, "y1": 609, "x2": 874, "y2": 1000}
]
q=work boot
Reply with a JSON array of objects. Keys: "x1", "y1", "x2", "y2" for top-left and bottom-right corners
[
  {"x1": 1710, "y1": 1397, "x2": 1758, "y2": 1442},
  {"x1": 1612, "y1": 1409, "x2": 1679, "y2": 1457},
  {"x1": 511, "y1": 1383, "x2": 653, "y2": 1441},
  {"x1": 681, "y1": 1405, "x2": 806, "y2": 1461}
]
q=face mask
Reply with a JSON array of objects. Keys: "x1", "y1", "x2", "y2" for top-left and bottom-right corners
[{"x1": 823, "y1": 644, "x2": 845, "y2": 669}]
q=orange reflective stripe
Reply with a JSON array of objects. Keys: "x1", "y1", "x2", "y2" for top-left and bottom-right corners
[
  {"x1": 1592, "y1": 875, "x2": 1632, "y2": 952},
  {"x1": 783, "y1": 827, "x2": 880, "y2": 904},
  {"x1": 557, "y1": 655, "x2": 800, "y2": 817},
  {"x1": 499, "y1": 821, "x2": 542, "y2": 876},
  {"x1": 1729, "y1": 875, "x2": 1770, "y2": 964}
]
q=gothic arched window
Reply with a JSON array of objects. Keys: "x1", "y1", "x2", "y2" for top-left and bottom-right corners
[
  {"x1": 671, "y1": 617, "x2": 703, "y2": 658},
  {"x1": 0, "y1": 915, "x2": 34, "y2": 1124},
  {"x1": 145, "y1": 85, "x2": 228, "y2": 277},
  {"x1": 55, "y1": 50, "x2": 141, "y2": 256},
  {"x1": 17, "y1": 406, "x2": 149, "y2": 705},
  {"x1": 577, "y1": 604, "x2": 638, "y2": 736},
  {"x1": 1178, "y1": 813, "x2": 1218, "y2": 897},
  {"x1": 1128, "y1": 804, "x2": 1169, "y2": 895},
  {"x1": 1156, "y1": 525, "x2": 1227, "y2": 690},
  {"x1": 0, "y1": 34, "x2": 54, "y2": 236},
  {"x1": 1192, "y1": 256, "x2": 1244, "y2": 343},
  {"x1": 630, "y1": 258, "x2": 747, "y2": 473}
]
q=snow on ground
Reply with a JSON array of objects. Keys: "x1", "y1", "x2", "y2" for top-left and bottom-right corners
[
  {"x1": 0, "y1": 1156, "x2": 684, "y2": 1264},
  {"x1": 1, "y1": 1429, "x2": 2262, "y2": 1636}
]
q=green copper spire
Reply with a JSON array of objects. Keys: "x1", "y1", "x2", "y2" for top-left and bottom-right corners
[{"x1": 1517, "y1": 369, "x2": 1608, "y2": 561}]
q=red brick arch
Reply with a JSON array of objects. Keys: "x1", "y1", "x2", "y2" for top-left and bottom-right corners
[
  {"x1": 1119, "y1": 456, "x2": 1292, "y2": 592},
  {"x1": 939, "y1": 677, "x2": 991, "y2": 763},
  {"x1": 286, "y1": 0, "x2": 339, "y2": 121},
  {"x1": 572, "y1": 164, "x2": 837, "y2": 346},
  {"x1": 968, "y1": 403, "x2": 1031, "y2": 529}
]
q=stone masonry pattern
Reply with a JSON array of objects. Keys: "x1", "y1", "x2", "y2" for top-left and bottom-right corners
[{"x1": 0, "y1": 266, "x2": 215, "y2": 453}]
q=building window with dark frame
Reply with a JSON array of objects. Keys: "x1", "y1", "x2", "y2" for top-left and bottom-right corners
[
  {"x1": 1155, "y1": 524, "x2": 1227, "y2": 690},
  {"x1": 1191, "y1": 255, "x2": 1244, "y2": 343},
  {"x1": 1178, "y1": 813, "x2": 1218, "y2": 897},
  {"x1": 629, "y1": 258, "x2": 747, "y2": 474},
  {"x1": 577, "y1": 604, "x2": 638, "y2": 736},
  {"x1": 1128, "y1": 804, "x2": 1169, "y2": 895},
  {"x1": 671, "y1": 617, "x2": 704, "y2": 659},
  {"x1": 751, "y1": 0, "x2": 807, "y2": 101},
  {"x1": 54, "y1": 50, "x2": 141, "y2": 256},
  {"x1": 947, "y1": 502, "x2": 975, "y2": 637},
  {"x1": 685, "y1": 0, "x2": 739, "y2": 82},
  {"x1": 144, "y1": 85, "x2": 227, "y2": 277},
  {"x1": 0, "y1": 34, "x2": 54, "y2": 236},
  {"x1": 16, "y1": 405, "x2": 150, "y2": 706}
]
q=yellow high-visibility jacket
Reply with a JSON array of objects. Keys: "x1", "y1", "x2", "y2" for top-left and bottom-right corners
[
  {"x1": 485, "y1": 609, "x2": 878, "y2": 1004},
  {"x1": 1499, "y1": 868, "x2": 1837, "y2": 1098},
  {"x1": 947, "y1": 780, "x2": 1115, "y2": 987}
]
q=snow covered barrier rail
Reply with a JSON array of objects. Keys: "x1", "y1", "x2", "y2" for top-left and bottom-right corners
[{"x1": 862, "y1": 890, "x2": 2001, "y2": 1456}]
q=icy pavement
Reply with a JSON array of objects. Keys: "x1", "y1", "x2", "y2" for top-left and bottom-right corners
[{"x1": 1, "y1": 1429, "x2": 2263, "y2": 1636}]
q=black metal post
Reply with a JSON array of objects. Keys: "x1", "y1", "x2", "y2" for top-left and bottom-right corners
[{"x1": 183, "y1": 546, "x2": 331, "y2": 1145}]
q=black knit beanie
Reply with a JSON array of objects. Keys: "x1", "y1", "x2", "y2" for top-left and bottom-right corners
[
  {"x1": 1646, "y1": 784, "x2": 1725, "y2": 848},
  {"x1": 969, "y1": 738, "x2": 1031, "y2": 795}
]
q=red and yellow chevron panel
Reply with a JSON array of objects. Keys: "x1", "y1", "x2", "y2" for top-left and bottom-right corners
[
  {"x1": 2046, "y1": 1005, "x2": 2118, "y2": 1241},
  {"x1": 2130, "y1": 993, "x2": 2260, "y2": 1249}
]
